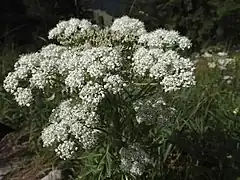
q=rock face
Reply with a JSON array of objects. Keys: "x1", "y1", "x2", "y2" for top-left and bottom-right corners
[
  {"x1": 0, "y1": 132, "x2": 70, "y2": 180},
  {"x1": 0, "y1": 132, "x2": 29, "y2": 180},
  {"x1": 0, "y1": 163, "x2": 12, "y2": 180},
  {"x1": 91, "y1": 9, "x2": 114, "y2": 27},
  {"x1": 40, "y1": 170, "x2": 63, "y2": 180}
]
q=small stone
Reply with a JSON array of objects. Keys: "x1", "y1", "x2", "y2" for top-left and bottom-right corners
[
  {"x1": 0, "y1": 164, "x2": 12, "y2": 176},
  {"x1": 41, "y1": 170, "x2": 63, "y2": 180}
]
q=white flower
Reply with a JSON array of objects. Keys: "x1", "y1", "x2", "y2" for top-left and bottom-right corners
[
  {"x1": 58, "y1": 46, "x2": 123, "y2": 81},
  {"x1": 83, "y1": 47, "x2": 123, "y2": 77},
  {"x1": 138, "y1": 29, "x2": 191, "y2": 49},
  {"x1": 14, "y1": 87, "x2": 33, "y2": 106},
  {"x1": 132, "y1": 47, "x2": 159, "y2": 77},
  {"x1": 65, "y1": 68, "x2": 85, "y2": 91},
  {"x1": 55, "y1": 140, "x2": 76, "y2": 160},
  {"x1": 64, "y1": 18, "x2": 82, "y2": 36},
  {"x1": 14, "y1": 53, "x2": 42, "y2": 77},
  {"x1": 65, "y1": 19, "x2": 93, "y2": 37},
  {"x1": 58, "y1": 47, "x2": 84, "y2": 74},
  {"x1": 41, "y1": 121, "x2": 69, "y2": 147},
  {"x1": 29, "y1": 71, "x2": 48, "y2": 89},
  {"x1": 160, "y1": 66, "x2": 195, "y2": 92},
  {"x1": 3, "y1": 72, "x2": 19, "y2": 93},
  {"x1": 130, "y1": 161, "x2": 144, "y2": 176},
  {"x1": 72, "y1": 124, "x2": 100, "y2": 149},
  {"x1": 40, "y1": 44, "x2": 67, "y2": 58},
  {"x1": 132, "y1": 48, "x2": 195, "y2": 92},
  {"x1": 48, "y1": 20, "x2": 69, "y2": 39},
  {"x1": 14, "y1": 66, "x2": 29, "y2": 80},
  {"x1": 79, "y1": 81, "x2": 105, "y2": 107},
  {"x1": 217, "y1": 52, "x2": 228, "y2": 56},
  {"x1": 208, "y1": 61, "x2": 217, "y2": 69},
  {"x1": 133, "y1": 93, "x2": 175, "y2": 125},
  {"x1": 111, "y1": 16, "x2": 147, "y2": 36},
  {"x1": 218, "y1": 58, "x2": 234, "y2": 70},
  {"x1": 41, "y1": 99, "x2": 101, "y2": 158},
  {"x1": 48, "y1": 18, "x2": 96, "y2": 40},
  {"x1": 103, "y1": 74, "x2": 126, "y2": 94},
  {"x1": 179, "y1": 36, "x2": 192, "y2": 50},
  {"x1": 119, "y1": 144, "x2": 151, "y2": 176},
  {"x1": 3, "y1": 16, "x2": 196, "y2": 161}
]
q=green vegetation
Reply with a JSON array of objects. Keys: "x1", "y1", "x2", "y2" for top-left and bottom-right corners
[{"x1": 128, "y1": 0, "x2": 240, "y2": 49}]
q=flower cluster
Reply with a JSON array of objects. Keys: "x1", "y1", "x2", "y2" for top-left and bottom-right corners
[
  {"x1": 195, "y1": 50, "x2": 236, "y2": 84},
  {"x1": 207, "y1": 54, "x2": 235, "y2": 84},
  {"x1": 14, "y1": 87, "x2": 33, "y2": 107},
  {"x1": 110, "y1": 16, "x2": 147, "y2": 37},
  {"x1": 3, "y1": 16, "x2": 195, "y2": 161},
  {"x1": 4, "y1": 45, "x2": 127, "y2": 158},
  {"x1": 133, "y1": 92, "x2": 175, "y2": 126},
  {"x1": 132, "y1": 48, "x2": 195, "y2": 92},
  {"x1": 3, "y1": 52, "x2": 43, "y2": 106},
  {"x1": 198, "y1": 50, "x2": 235, "y2": 70},
  {"x1": 48, "y1": 18, "x2": 97, "y2": 40},
  {"x1": 207, "y1": 57, "x2": 234, "y2": 70},
  {"x1": 138, "y1": 28, "x2": 191, "y2": 50},
  {"x1": 41, "y1": 99, "x2": 100, "y2": 159},
  {"x1": 119, "y1": 144, "x2": 151, "y2": 176}
]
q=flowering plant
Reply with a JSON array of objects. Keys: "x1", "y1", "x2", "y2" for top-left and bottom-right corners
[{"x1": 3, "y1": 16, "x2": 195, "y2": 178}]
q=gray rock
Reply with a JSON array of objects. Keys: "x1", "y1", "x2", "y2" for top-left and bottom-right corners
[
  {"x1": 41, "y1": 170, "x2": 63, "y2": 180},
  {"x1": 0, "y1": 164, "x2": 12, "y2": 176}
]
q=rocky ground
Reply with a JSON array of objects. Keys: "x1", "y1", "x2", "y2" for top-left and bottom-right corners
[{"x1": 0, "y1": 131, "x2": 66, "y2": 180}]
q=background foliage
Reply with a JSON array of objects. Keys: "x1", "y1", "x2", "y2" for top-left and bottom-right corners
[
  {"x1": 123, "y1": 0, "x2": 240, "y2": 49},
  {"x1": 1, "y1": 0, "x2": 240, "y2": 49}
]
